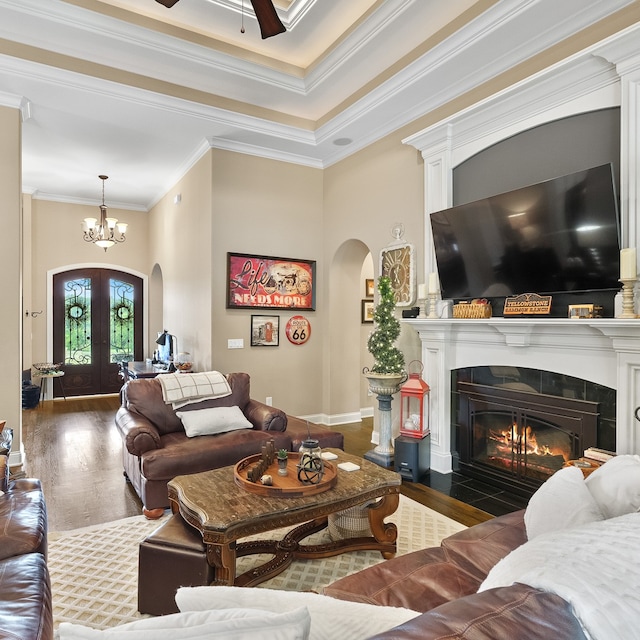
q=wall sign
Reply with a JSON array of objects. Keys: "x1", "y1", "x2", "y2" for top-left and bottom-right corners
[
  {"x1": 226, "y1": 252, "x2": 316, "y2": 310},
  {"x1": 285, "y1": 315, "x2": 311, "y2": 345}
]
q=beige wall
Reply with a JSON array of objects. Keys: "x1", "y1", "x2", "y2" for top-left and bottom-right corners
[
  {"x1": 0, "y1": 105, "x2": 22, "y2": 457},
  {"x1": 324, "y1": 134, "x2": 424, "y2": 421},
  {"x1": 209, "y1": 149, "x2": 324, "y2": 416},
  {"x1": 144, "y1": 143, "x2": 419, "y2": 423},
  {"x1": 148, "y1": 153, "x2": 213, "y2": 372}
]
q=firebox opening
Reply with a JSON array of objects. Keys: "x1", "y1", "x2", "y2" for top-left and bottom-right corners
[
  {"x1": 452, "y1": 366, "x2": 615, "y2": 499},
  {"x1": 475, "y1": 413, "x2": 573, "y2": 482}
]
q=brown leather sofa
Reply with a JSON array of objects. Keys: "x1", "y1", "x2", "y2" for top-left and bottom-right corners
[
  {"x1": 0, "y1": 430, "x2": 52, "y2": 640},
  {"x1": 323, "y1": 509, "x2": 588, "y2": 639},
  {"x1": 115, "y1": 373, "x2": 344, "y2": 517}
]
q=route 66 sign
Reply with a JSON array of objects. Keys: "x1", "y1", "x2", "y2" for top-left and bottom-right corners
[{"x1": 285, "y1": 315, "x2": 311, "y2": 345}]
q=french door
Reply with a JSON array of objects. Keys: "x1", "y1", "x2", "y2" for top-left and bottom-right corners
[{"x1": 53, "y1": 268, "x2": 143, "y2": 396}]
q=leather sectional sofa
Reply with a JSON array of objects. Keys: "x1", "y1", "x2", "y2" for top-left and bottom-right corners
[
  {"x1": 115, "y1": 373, "x2": 344, "y2": 517},
  {"x1": 323, "y1": 509, "x2": 588, "y2": 639},
  {"x1": 0, "y1": 429, "x2": 52, "y2": 640}
]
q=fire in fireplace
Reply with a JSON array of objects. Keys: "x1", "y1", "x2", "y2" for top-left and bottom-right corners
[
  {"x1": 478, "y1": 415, "x2": 572, "y2": 481},
  {"x1": 455, "y1": 374, "x2": 604, "y2": 497}
]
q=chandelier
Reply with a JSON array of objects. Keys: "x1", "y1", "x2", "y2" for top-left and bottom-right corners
[{"x1": 83, "y1": 175, "x2": 127, "y2": 251}]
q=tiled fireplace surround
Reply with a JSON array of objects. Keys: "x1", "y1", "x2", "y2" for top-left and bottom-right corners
[{"x1": 399, "y1": 27, "x2": 640, "y2": 475}]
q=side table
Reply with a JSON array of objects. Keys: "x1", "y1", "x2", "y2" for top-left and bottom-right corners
[{"x1": 33, "y1": 371, "x2": 66, "y2": 405}]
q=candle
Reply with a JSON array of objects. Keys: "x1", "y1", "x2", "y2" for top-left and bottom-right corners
[
  {"x1": 620, "y1": 248, "x2": 637, "y2": 280},
  {"x1": 418, "y1": 284, "x2": 428, "y2": 300},
  {"x1": 428, "y1": 272, "x2": 439, "y2": 294}
]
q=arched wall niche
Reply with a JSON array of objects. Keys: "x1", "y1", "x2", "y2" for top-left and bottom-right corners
[
  {"x1": 149, "y1": 263, "x2": 164, "y2": 355},
  {"x1": 326, "y1": 238, "x2": 374, "y2": 424}
]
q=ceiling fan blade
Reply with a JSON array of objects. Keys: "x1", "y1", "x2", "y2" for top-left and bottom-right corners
[
  {"x1": 155, "y1": 0, "x2": 180, "y2": 7},
  {"x1": 249, "y1": 0, "x2": 286, "y2": 39}
]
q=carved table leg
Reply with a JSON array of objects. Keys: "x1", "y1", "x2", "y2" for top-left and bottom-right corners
[
  {"x1": 368, "y1": 492, "x2": 399, "y2": 558},
  {"x1": 206, "y1": 542, "x2": 237, "y2": 585}
]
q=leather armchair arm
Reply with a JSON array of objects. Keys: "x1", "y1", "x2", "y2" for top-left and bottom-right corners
[
  {"x1": 244, "y1": 399, "x2": 288, "y2": 432},
  {"x1": 115, "y1": 407, "x2": 162, "y2": 456}
]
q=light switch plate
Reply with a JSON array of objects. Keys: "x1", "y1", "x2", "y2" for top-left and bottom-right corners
[{"x1": 227, "y1": 338, "x2": 244, "y2": 349}]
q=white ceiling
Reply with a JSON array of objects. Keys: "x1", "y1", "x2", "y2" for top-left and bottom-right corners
[{"x1": 0, "y1": 0, "x2": 634, "y2": 210}]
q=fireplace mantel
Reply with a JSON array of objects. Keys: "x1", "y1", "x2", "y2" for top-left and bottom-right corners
[{"x1": 404, "y1": 318, "x2": 640, "y2": 474}]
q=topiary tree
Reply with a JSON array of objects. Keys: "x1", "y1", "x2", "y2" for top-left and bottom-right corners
[{"x1": 366, "y1": 276, "x2": 405, "y2": 375}]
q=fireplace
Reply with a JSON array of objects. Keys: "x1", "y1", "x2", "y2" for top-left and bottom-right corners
[
  {"x1": 455, "y1": 376, "x2": 603, "y2": 497},
  {"x1": 404, "y1": 318, "x2": 638, "y2": 476}
]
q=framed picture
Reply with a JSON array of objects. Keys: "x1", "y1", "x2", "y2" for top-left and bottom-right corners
[
  {"x1": 365, "y1": 278, "x2": 375, "y2": 298},
  {"x1": 227, "y1": 252, "x2": 316, "y2": 310},
  {"x1": 361, "y1": 299, "x2": 375, "y2": 324},
  {"x1": 251, "y1": 315, "x2": 280, "y2": 346}
]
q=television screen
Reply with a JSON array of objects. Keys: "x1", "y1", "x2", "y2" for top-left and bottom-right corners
[{"x1": 430, "y1": 164, "x2": 620, "y2": 301}]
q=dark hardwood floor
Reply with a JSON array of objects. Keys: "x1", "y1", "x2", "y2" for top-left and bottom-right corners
[{"x1": 20, "y1": 397, "x2": 492, "y2": 531}]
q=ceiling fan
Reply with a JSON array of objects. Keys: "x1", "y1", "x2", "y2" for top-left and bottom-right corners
[{"x1": 154, "y1": 0, "x2": 286, "y2": 39}]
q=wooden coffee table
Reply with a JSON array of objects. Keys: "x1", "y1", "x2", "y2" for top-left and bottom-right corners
[{"x1": 167, "y1": 450, "x2": 402, "y2": 587}]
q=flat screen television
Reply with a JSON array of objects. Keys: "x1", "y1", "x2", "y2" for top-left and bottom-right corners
[{"x1": 430, "y1": 163, "x2": 621, "y2": 301}]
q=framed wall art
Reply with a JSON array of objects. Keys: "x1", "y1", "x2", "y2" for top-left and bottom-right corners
[
  {"x1": 251, "y1": 315, "x2": 280, "y2": 347},
  {"x1": 361, "y1": 299, "x2": 375, "y2": 324},
  {"x1": 365, "y1": 278, "x2": 375, "y2": 298},
  {"x1": 227, "y1": 252, "x2": 316, "y2": 310}
]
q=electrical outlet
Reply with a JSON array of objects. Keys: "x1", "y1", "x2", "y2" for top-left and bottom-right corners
[
  {"x1": 227, "y1": 338, "x2": 244, "y2": 349},
  {"x1": 266, "y1": 396, "x2": 273, "y2": 406}
]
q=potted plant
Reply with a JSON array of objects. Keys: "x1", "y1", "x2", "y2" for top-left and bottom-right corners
[
  {"x1": 277, "y1": 448, "x2": 289, "y2": 476},
  {"x1": 363, "y1": 275, "x2": 407, "y2": 394},
  {"x1": 363, "y1": 275, "x2": 407, "y2": 466}
]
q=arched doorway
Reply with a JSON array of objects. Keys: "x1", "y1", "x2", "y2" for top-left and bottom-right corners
[
  {"x1": 52, "y1": 267, "x2": 144, "y2": 396},
  {"x1": 327, "y1": 239, "x2": 374, "y2": 421}
]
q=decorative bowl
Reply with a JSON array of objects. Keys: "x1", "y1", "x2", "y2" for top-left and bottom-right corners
[{"x1": 33, "y1": 362, "x2": 63, "y2": 374}]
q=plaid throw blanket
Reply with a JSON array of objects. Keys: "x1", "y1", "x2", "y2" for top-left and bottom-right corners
[{"x1": 158, "y1": 371, "x2": 232, "y2": 409}]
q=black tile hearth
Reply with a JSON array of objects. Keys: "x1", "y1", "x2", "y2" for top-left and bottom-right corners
[{"x1": 420, "y1": 470, "x2": 529, "y2": 517}]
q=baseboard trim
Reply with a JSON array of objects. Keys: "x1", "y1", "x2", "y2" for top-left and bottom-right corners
[{"x1": 297, "y1": 411, "x2": 363, "y2": 427}]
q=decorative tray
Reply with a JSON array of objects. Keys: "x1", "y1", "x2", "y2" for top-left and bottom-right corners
[{"x1": 234, "y1": 452, "x2": 337, "y2": 497}]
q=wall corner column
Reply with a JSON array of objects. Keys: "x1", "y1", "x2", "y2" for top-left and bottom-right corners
[{"x1": 0, "y1": 103, "x2": 24, "y2": 467}]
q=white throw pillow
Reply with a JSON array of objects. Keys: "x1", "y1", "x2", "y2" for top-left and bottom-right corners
[
  {"x1": 175, "y1": 586, "x2": 420, "y2": 640},
  {"x1": 176, "y1": 406, "x2": 252, "y2": 437},
  {"x1": 585, "y1": 454, "x2": 640, "y2": 518},
  {"x1": 57, "y1": 607, "x2": 310, "y2": 640},
  {"x1": 524, "y1": 465, "x2": 604, "y2": 539}
]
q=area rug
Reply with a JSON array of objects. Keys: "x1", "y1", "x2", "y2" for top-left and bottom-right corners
[{"x1": 48, "y1": 495, "x2": 466, "y2": 631}]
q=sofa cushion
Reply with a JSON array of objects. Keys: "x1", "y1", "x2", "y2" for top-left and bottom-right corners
[
  {"x1": 322, "y1": 546, "x2": 482, "y2": 613},
  {"x1": 440, "y1": 510, "x2": 526, "y2": 582},
  {"x1": 0, "y1": 483, "x2": 48, "y2": 561},
  {"x1": 58, "y1": 608, "x2": 311, "y2": 640},
  {"x1": 0, "y1": 553, "x2": 53, "y2": 640},
  {"x1": 141, "y1": 430, "x2": 292, "y2": 481},
  {"x1": 124, "y1": 373, "x2": 252, "y2": 436},
  {"x1": 367, "y1": 584, "x2": 588, "y2": 640},
  {"x1": 584, "y1": 454, "x2": 640, "y2": 518},
  {"x1": 524, "y1": 465, "x2": 604, "y2": 539},
  {"x1": 176, "y1": 406, "x2": 253, "y2": 437}
]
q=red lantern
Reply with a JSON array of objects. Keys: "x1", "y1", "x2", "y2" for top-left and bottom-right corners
[{"x1": 400, "y1": 361, "x2": 430, "y2": 438}]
